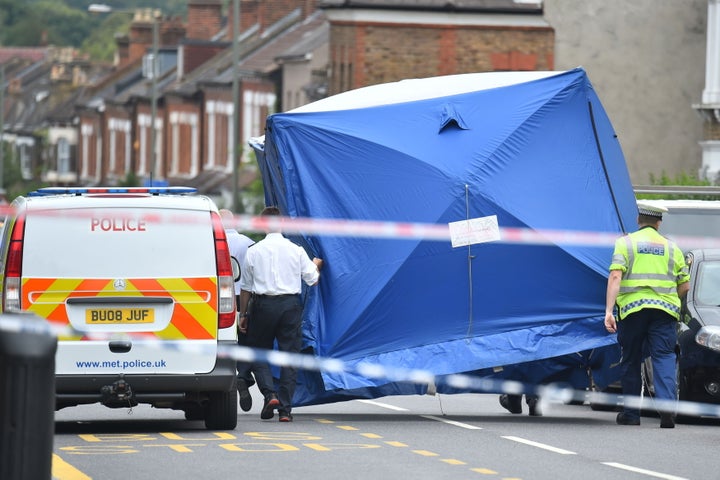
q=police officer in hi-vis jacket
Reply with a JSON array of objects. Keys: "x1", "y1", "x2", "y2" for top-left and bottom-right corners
[{"x1": 604, "y1": 202, "x2": 689, "y2": 428}]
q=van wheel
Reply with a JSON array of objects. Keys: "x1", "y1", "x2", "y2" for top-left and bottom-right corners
[
  {"x1": 204, "y1": 390, "x2": 238, "y2": 430},
  {"x1": 184, "y1": 404, "x2": 204, "y2": 421}
]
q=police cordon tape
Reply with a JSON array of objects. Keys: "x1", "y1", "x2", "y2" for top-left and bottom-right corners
[
  {"x1": 0, "y1": 204, "x2": 715, "y2": 417},
  {"x1": 4, "y1": 204, "x2": 720, "y2": 248},
  {"x1": 231, "y1": 214, "x2": 720, "y2": 249},
  {"x1": 2, "y1": 314, "x2": 718, "y2": 420}
]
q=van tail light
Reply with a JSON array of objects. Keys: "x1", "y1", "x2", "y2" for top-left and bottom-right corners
[
  {"x1": 3, "y1": 215, "x2": 26, "y2": 311},
  {"x1": 211, "y1": 212, "x2": 236, "y2": 329}
]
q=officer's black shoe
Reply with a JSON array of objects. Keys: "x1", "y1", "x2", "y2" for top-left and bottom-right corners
[
  {"x1": 499, "y1": 394, "x2": 523, "y2": 414},
  {"x1": 526, "y1": 396, "x2": 542, "y2": 417},
  {"x1": 660, "y1": 412, "x2": 675, "y2": 429},
  {"x1": 260, "y1": 393, "x2": 280, "y2": 420},
  {"x1": 616, "y1": 412, "x2": 641, "y2": 425},
  {"x1": 237, "y1": 379, "x2": 252, "y2": 412}
]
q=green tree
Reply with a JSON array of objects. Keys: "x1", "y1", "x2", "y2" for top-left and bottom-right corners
[
  {"x1": 119, "y1": 170, "x2": 139, "y2": 187},
  {"x1": 0, "y1": 0, "x2": 187, "y2": 52},
  {"x1": 35, "y1": 1, "x2": 95, "y2": 48},
  {"x1": 81, "y1": 13, "x2": 132, "y2": 61},
  {"x1": 0, "y1": 143, "x2": 46, "y2": 203},
  {"x1": 240, "y1": 152, "x2": 265, "y2": 215},
  {"x1": 0, "y1": 0, "x2": 94, "y2": 47},
  {"x1": 0, "y1": 0, "x2": 43, "y2": 46}
]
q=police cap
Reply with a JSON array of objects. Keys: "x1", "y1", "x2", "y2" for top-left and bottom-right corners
[{"x1": 637, "y1": 201, "x2": 668, "y2": 220}]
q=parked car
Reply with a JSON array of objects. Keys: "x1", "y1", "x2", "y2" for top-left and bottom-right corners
[
  {"x1": 0, "y1": 186, "x2": 240, "y2": 430},
  {"x1": 677, "y1": 248, "x2": 720, "y2": 419}
]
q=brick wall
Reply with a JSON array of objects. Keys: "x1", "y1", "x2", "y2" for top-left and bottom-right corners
[{"x1": 329, "y1": 22, "x2": 554, "y2": 94}]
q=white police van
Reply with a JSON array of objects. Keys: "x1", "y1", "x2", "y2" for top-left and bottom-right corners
[
  {"x1": 640, "y1": 198, "x2": 720, "y2": 251},
  {"x1": 0, "y1": 187, "x2": 239, "y2": 429}
]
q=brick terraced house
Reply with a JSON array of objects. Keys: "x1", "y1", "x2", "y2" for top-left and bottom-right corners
[{"x1": 1, "y1": 0, "x2": 716, "y2": 201}]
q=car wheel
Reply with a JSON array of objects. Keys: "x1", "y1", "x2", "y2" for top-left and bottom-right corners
[
  {"x1": 675, "y1": 359, "x2": 692, "y2": 424},
  {"x1": 589, "y1": 384, "x2": 622, "y2": 411},
  {"x1": 204, "y1": 389, "x2": 238, "y2": 430},
  {"x1": 641, "y1": 357, "x2": 655, "y2": 398}
]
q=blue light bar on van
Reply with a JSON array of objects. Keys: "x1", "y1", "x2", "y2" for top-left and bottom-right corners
[{"x1": 28, "y1": 187, "x2": 198, "y2": 197}]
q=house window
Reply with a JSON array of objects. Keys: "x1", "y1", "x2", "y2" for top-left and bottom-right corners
[
  {"x1": 143, "y1": 53, "x2": 157, "y2": 79},
  {"x1": 58, "y1": 137, "x2": 70, "y2": 173},
  {"x1": 19, "y1": 144, "x2": 31, "y2": 180}
]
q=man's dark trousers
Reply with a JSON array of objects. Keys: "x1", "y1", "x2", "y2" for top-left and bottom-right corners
[{"x1": 247, "y1": 294, "x2": 303, "y2": 414}]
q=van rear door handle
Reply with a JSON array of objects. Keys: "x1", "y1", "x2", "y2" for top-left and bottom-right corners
[
  {"x1": 109, "y1": 341, "x2": 132, "y2": 353},
  {"x1": 67, "y1": 297, "x2": 173, "y2": 305}
]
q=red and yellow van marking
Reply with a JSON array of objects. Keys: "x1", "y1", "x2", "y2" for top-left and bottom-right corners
[{"x1": 21, "y1": 277, "x2": 218, "y2": 341}]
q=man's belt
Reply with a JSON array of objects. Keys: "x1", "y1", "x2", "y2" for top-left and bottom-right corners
[{"x1": 253, "y1": 293, "x2": 299, "y2": 299}]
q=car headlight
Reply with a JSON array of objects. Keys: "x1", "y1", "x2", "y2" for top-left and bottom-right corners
[{"x1": 696, "y1": 326, "x2": 720, "y2": 352}]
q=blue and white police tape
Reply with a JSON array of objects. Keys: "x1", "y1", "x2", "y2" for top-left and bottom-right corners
[
  {"x1": 219, "y1": 342, "x2": 719, "y2": 419},
  {"x1": 5, "y1": 205, "x2": 720, "y2": 248},
  {"x1": 228, "y1": 213, "x2": 720, "y2": 249},
  {"x1": 2, "y1": 314, "x2": 718, "y2": 420}
]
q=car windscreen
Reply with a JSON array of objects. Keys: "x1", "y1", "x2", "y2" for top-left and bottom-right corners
[
  {"x1": 695, "y1": 261, "x2": 720, "y2": 306},
  {"x1": 22, "y1": 207, "x2": 216, "y2": 278}
]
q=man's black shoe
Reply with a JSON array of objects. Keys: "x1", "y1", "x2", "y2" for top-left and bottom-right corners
[
  {"x1": 499, "y1": 394, "x2": 523, "y2": 414},
  {"x1": 260, "y1": 394, "x2": 280, "y2": 420},
  {"x1": 616, "y1": 412, "x2": 641, "y2": 425},
  {"x1": 279, "y1": 411, "x2": 293, "y2": 422},
  {"x1": 237, "y1": 379, "x2": 252, "y2": 412},
  {"x1": 526, "y1": 396, "x2": 542, "y2": 417},
  {"x1": 660, "y1": 412, "x2": 675, "y2": 429}
]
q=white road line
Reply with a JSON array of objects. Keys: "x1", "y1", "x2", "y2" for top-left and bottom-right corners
[
  {"x1": 602, "y1": 462, "x2": 689, "y2": 480},
  {"x1": 420, "y1": 415, "x2": 483, "y2": 430},
  {"x1": 357, "y1": 399, "x2": 409, "y2": 411},
  {"x1": 353, "y1": 399, "x2": 688, "y2": 480},
  {"x1": 502, "y1": 436, "x2": 576, "y2": 455}
]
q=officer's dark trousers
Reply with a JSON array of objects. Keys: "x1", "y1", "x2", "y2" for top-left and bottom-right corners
[
  {"x1": 617, "y1": 308, "x2": 677, "y2": 420},
  {"x1": 236, "y1": 332, "x2": 255, "y2": 387},
  {"x1": 246, "y1": 294, "x2": 303, "y2": 414},
  {"x1": 236, "y1": 296, "x2": 255, "y2": 387}
]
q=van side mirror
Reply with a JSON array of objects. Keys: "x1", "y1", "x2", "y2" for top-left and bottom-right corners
[{"x1": 230, "y1": 257, "x2": 241, "y2": 281}]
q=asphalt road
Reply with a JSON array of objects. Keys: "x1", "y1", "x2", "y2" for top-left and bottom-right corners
[{"x1": 52, "y1": 388, "x2": 720, "y2": 480}]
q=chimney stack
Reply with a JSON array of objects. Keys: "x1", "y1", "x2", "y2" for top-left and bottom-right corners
[{"x1": 187, "y1": 0, "x2": 223, "y2": 41}]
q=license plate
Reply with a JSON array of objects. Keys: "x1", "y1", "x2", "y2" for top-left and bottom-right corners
[{"x1": 85, "y1": 308, "x2": 155, "y2": 324}]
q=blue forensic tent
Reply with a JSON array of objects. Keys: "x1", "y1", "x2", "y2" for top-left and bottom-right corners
[{"x1": 249, "y1": 68, "x2": 637, "y2": 406}]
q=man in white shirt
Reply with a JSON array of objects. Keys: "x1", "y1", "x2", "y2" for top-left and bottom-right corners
[
  {"x1": 219, "y1": 209, "x2": 255, "y2": 412},
  {"x1": 238, "y1": 206, "x2": 322, "y2": 422}
]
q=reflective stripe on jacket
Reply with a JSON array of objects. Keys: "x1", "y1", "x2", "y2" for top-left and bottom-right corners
[{"x1": 609, "y1": 226, "x2": 689, "y2": 320}]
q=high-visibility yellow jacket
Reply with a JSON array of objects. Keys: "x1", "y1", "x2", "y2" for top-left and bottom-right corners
[{"x1": 609, "y1": 226, "x2": 690, "y2": 320}]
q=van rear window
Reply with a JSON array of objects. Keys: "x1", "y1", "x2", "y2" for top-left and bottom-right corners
[
  {"x1": 22, "y1": 207, "x2": 216, "y2": 277},
  {"x1": 661, "y1": 208, "x2": 720, "y2": 250}
]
